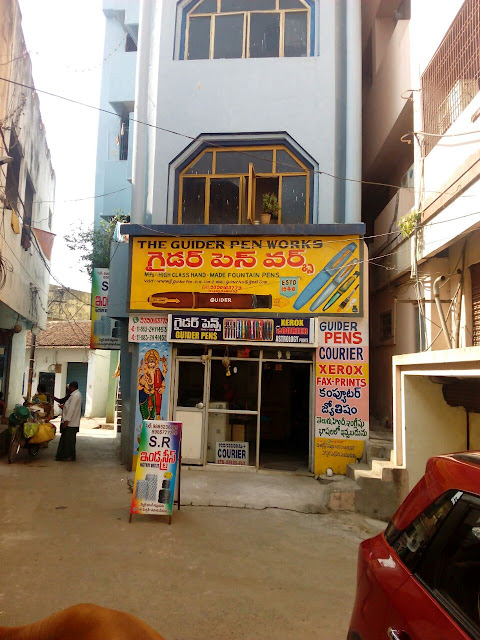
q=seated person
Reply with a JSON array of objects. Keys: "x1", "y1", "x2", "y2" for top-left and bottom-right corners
[
  {"x1": 32, "y1": 383, "x2": 49, "y2": 404},
  {"x1": 31, "y1": 384, "x2": 53, "y2": 420}
]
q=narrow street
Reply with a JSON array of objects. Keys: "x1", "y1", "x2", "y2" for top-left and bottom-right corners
[{"x1": 0, "y1": 432, "x2": 383, "y2": 640}]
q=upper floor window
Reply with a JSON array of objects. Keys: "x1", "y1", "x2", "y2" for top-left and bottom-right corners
[
  {"x1": 125, "y1": 33, "x2": 137, "y2": 52},
  {"x1": 178, "y1": 145, "x2": 310, "y2": 224},
  {"x1": 184, "y1": 0, "x2": 312, "y2": 60},
  {"x1": 421, "y1": 0, "x2": 480, "y2": 155}
]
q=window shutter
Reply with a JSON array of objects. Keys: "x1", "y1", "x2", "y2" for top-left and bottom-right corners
[{"x1": 471, "y1": 262, "x2": 480, "y2": 346}]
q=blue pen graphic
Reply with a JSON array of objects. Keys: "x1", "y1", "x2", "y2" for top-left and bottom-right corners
[
  {"x1": 293, "y1": 242, "x2": 357, "y2": 311},
  {"x1": 309, "y1": 259, "x2": 358, "y2": 311}
]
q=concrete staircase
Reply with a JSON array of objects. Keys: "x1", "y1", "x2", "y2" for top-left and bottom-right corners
[{"x1": 347, "y1": 433, "x2": 406, "y2": 521}]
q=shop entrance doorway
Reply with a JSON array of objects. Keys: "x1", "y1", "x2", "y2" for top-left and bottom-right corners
[
  {"x1": 173, "y1": 357, "x2": 206, "y2": 465},
  {"x1": 172, "y1": 346, "x2": 313, "y2": 471},
  {"x1": 260, "y1": 361, "x2": 311, "y2": 472}
]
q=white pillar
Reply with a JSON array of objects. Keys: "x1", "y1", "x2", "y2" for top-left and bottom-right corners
[
  {"x1": 131, "y1": 0, "x2": 153, "y2": 225},
  {"x1": 345, "y1": 0, "x2": 362, "y2": 223}
]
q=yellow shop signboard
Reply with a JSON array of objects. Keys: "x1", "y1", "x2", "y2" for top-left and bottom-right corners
[{"x1": 130, "y1": 236, "x2": 362, "y2": 315}]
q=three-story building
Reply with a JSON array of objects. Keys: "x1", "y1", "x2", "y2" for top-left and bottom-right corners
[{"x1": 106, "y1": 0, "x2": 368, "y2": 476}]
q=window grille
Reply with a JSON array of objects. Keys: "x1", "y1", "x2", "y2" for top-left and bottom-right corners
[
  {"x1": 421, "y1": 0, "x2": 480, "y2": 155},
  {"x1": 471, "y1": 262, "x2": 480, "y2": 346}
]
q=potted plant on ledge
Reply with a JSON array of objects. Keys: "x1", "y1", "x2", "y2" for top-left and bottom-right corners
[{"x1": 261, "y1": 193, "x2": 279, "y2": 224}]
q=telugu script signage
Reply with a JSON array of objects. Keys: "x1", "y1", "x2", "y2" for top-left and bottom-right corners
[
  {"x1": 130, "y1": 421, "x2": 181, "y2": 519},
  {"x1": 314, "y1": 318, "x2": 369, "y2": 475},
  {"x1": 129, "y1": 315, "x2": 168, "y2": 342},
  {"x1": 168, "y1": 314, "x2": 314, "y2": 344},
  {"x1": 90, "y1": 268, "x2": 120, "y2": 350},
  {"x1": 130, "y1": 236, "x2": 362, "y2": 315}
]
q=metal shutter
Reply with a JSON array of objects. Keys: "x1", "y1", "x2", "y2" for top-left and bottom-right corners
[{"x1": 471, "y1": 262, "x2": 480, "y2": 346}]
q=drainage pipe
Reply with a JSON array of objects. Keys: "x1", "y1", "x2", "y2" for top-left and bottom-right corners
[
  {"x1": 131, "y1": 0, "x2": 152, "y2": 224},
  {"x1": 433, "y1": 275, "x2": 452, "y2": 349},
  {"x1": 344, "y1": 0, "x2": 362, "y2": 223}
]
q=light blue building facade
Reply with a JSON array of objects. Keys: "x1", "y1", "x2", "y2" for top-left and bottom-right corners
[
  {"x1": 94, "y1": 0, "x2": 139, "y2": 227},
  {"x1": 102, "y1": 0, "x2": 366, "y2": 473}
]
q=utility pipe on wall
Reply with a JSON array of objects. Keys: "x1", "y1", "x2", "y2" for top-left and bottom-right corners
[
  {"x1": 433, "y1": 275, "x2": 452, "y2": 349},
  {"x1": 344, "y1": 0, "x2": 362, "y2": 223},
  {"x1": 131, "y1": 0, "x2": 152, "y2": 225},
  {"x1": 26, "y1": 332, "x2": 36, "y2": 402}
]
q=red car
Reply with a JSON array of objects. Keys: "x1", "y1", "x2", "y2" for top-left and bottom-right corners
[{"x1": 348, "y1": 452, "x2": 480, "y2": 640}]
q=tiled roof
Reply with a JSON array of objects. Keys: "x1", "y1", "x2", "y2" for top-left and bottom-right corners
[{"x1": 27, "y1": 321, "x2": 91, "y2": 348}]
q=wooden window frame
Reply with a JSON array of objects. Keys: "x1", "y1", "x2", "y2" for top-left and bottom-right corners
[
  {"x1": 185, "y1": 0, "x2": 311, "y2": 60},
  {"x1": 178, "y1": 145, "x2": 310, "y2": 225}
]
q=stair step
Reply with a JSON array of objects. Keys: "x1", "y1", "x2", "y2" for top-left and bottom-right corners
[
  {"x1": 347, "y1": 457, "x2": 396, "y2": 481},
  {"x1": 346, "y1": 462, "x2": 371, "y2": 480}
]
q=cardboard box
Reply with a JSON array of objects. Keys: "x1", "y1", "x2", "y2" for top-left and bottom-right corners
[{"x1": 232, "y1": 424, "x2": 245, "y2": 441}]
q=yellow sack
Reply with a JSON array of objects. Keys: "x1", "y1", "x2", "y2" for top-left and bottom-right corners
[{"x1": 29, "y1": 422, "x2": 55, "y2": 444}]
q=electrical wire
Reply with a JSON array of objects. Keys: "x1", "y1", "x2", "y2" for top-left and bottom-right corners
[
  {"x1": 0, "y1": 249, "x2": 13, "y2": 289},
  {"x1": 401, "y1": 129, "x2": 480, "y2": 143},
  {"x1": 31, "y1": 186, "x2": 131, "y2": 205},
  {"x1": 0, "y1": 75, "x2": 479, "y2": 200}
]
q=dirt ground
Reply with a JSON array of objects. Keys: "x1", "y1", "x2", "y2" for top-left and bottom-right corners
[{"x1": 0, "y1": 431, "x2": 384, "y2": 640}]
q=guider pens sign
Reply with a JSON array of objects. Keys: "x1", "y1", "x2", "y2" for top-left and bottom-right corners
[
  {"x1": 129, "y1": 236, "x2": 362, "y2": 315},
  {"x1": 169, "y1": 315, "x2": 314, "y2": 344}
]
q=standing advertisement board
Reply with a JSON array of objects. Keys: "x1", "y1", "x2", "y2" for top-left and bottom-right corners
[
  {"x1": 130, "y1": 420, "x2": 182, "y2": 523},
  {"x1": 314, "y1": 317, "x2": 369, "y2": 475},
  {"x1": 90, "y1": 268, "x2": 120, "y2": 349},
  {"x1": 129, "y1": 236, "x2": 362, "y2": 316}
]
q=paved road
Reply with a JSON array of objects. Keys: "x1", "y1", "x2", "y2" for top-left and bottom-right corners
[{"x1": 0, "y1": 432, "x2": 383, "y2": 640}]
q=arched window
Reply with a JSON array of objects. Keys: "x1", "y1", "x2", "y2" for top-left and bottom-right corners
[
  {"x1": 182, "y1": 0, "x2": 313, "y2": 60},
  {"x1": 178, "y1": 145, "x2": 310, "y2": 224}
]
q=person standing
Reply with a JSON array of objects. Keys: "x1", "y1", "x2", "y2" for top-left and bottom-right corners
[{"x1": 55, "y1": 381, "x2": 82, "y2": 462}]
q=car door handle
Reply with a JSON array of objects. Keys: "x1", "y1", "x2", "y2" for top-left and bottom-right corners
[{"x1": 387, "y1": 629, "x2": 409, "y2": 640}]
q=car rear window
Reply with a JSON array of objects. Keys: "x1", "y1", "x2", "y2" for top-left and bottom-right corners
[{"x1": 385, "y1": 490, "x2": 461, "y2": 571}]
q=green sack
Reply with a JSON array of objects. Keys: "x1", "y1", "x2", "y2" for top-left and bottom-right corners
[{"x1": 23, "y1": 421, "x2": 39, "y2": 439}]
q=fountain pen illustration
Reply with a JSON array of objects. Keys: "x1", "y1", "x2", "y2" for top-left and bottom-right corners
[
  {"x1": 322, "y1": 271, "x2": 359, "y2": 311},
  {"x1": 148, "y1": 292, "x2": 272, "y2": 310},
  {"x1": 309, "y1": 260, "x2": 358, "y2": 311},
  {"x1": 293, "y1": 242, "x2": 357, "y2": 310},
  {"x1": 338, "y1": 284, "x2": 359, "y2": 310}
]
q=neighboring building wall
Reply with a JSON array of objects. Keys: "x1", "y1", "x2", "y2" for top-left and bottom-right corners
[
  {"x1": 403, "y1": 375, "x2": 466, "y2": 489},
  {"x1": 85, "y1": 350, "x2": 111, "y2": 417},
  {"x1": 365, "y1": 0, "x2": 480, "y2": 423},
  {"x1": 24, "y1": 346, "x2": 111, "y2": 418},
  {"x1": 24, "y1": 347, "x2": 88, "y2": 402},
  {"x1": 0, "y1": 0, "x2": 14, "y2": 123},
  {"x1": 48, "y1": 285, "x2": 91, "y2": 322},
  {"x1": 94, "y1": 1, "x2": 138, "y2": 227},
  {"x1": 392, "y1": 349, "x2": 480, "y2": 498},
  {"x1": 0, "y1": 0, "x2": 55, "y2": 412}
]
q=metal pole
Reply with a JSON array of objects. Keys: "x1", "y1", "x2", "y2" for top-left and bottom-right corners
[
  {"x1": 433, "y1": 275, "x2": 452, "y2": 349},
  {"x1": 26, "y1": 332, "x2": 36, "y2": 401}
]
